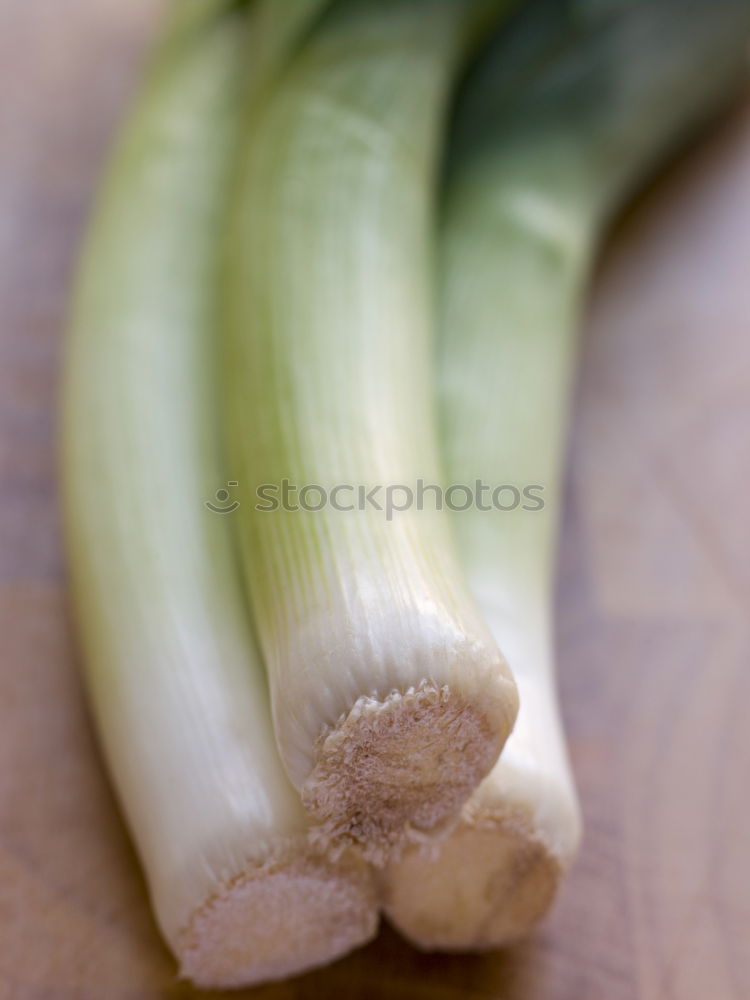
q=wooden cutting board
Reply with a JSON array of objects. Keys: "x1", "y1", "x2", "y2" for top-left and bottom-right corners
[{"x1": 2, "y1": 3, "x2": 749, "y2": 997}]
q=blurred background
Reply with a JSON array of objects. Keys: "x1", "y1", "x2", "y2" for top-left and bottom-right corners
[{"x1": 2, "y1": 2, "x2": 750, "y2": 998}]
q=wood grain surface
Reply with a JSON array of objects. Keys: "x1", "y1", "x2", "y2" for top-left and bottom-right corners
[{"x1": 2, "y1": 3, "x2": 750, "y2": 998}]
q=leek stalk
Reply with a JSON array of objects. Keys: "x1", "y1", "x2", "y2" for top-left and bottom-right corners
[
  {"x1": 382, "y1": 0, "x2": 750, "y2": 947},
  {"x1": 226, "y1": 0, "x2": 519, "y2": 863},
  {"x1": 62, "y1": 0, "x2": 377, "y2": 986}
]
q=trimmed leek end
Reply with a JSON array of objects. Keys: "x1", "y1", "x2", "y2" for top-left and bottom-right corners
[
  {"x1": 303, "y1": 674, "x2": 518, "y2": 865},
  {"x1": 378, "y1": 616, "x2": 580, "y2": 947},
  {"x1": 379, "y1": 756, "x2": 581, "y2": 949},
  {"x1": 175, "y1": 843, "x2": 377, "y2": 988},
  {"x1": 380, "y1": 819, "x2": 562, "y2": 951}
]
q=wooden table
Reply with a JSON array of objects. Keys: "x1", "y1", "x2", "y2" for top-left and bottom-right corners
[{"x1": 2, "y1": 3, "x2": 749, "y2": 997}]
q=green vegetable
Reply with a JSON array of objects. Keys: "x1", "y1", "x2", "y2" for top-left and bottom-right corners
[
  {"x1": 226, "y1": 0, "x2": 519, "y2": 864},
  {"x1": 382, "y1": 0, "x2": 750, "y2": 948},
  {"x1": 62, "y1": 0, "x2": 377, "y2": 987}
]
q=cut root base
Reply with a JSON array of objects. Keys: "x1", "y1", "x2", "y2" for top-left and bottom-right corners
[
  {"x1": 177, "y1": 852, "x2": 377, "y2": 989},
  {"x1": 302, "y1": 682, "x2": 506, "y2": 865},
  {"x1": 379, "y1": 814, "x2": 561, "y2": 949}
]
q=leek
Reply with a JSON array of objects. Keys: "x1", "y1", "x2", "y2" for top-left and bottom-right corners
[
  {"x1": 62, "y1": 0, "x2": 377, "y2": 987},
  {"x1": 226, "y1": 0, "x2": 519, "y2": 863},
  {"x1": 382, "y1": 0, "x2": 750, "y2": 948}
]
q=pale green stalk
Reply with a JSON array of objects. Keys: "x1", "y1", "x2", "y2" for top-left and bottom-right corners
[
  {"x1": 382, "y1": 0, "x2": 750, "y2": 947},
  {"x1": 62, "y1": 0, "x2": 376, "y2": 987},
  {"x1": 226, "y1": 0, "x2": 519, "y2": 863}
]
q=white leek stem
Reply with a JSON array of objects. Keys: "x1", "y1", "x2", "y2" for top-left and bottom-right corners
[
  {"x1": 226, "y1": 0, "x2": 518, "y2": 863},
  {"x1": 62, "y1": 1, "x2": 376, "y2": 985},
  {"x1": 381, "y1": 149, "x2": 589, "y2": 944},
  {"x1": 382, "y1": 0, "x2": 750, "y2": 948}
]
